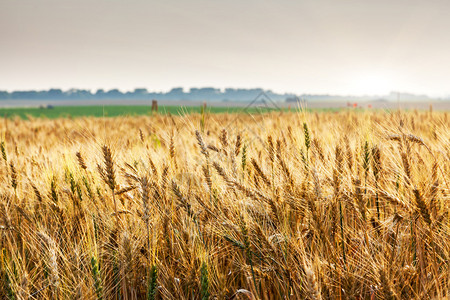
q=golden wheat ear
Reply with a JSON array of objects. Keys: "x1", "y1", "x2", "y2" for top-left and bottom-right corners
[
  {"x1": 102, "y1": 145, "x2": 116, "y2": 191},
  {"x1": 76, "y1": 151, "x2": 87, "y2": 170}
]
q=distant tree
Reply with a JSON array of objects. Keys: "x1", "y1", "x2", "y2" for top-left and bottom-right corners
[
  {"x1": 105, "y1": 89, "x2": 123, "y2": 98},
  {"x1": 95, "y1": 89, "x2": 105, "y2": 99},
  {"x1": 0, "y1": 91, "x2": 10, "y2": 99},
  {"x1": 67, "y1": 89, "x2": 92, "y2": 99},
  {"x1": 134, "y1": 88, "x2": 148, "y2": 94},
  {"x1": 169, "y1": 87, "x2": 184, "y2": 94},
  {"x1": 12, "y1": 91, "x2": 39, "y2": 99},
  {"x1": 189, "y1": 87, "x2": 220, "y2": 98},
  {"x1": 48, "y1": 89, "x2": 63, "y2": 98},
  {"x1": 166, "y1": 88, "x2": 185, "y2": 100}
]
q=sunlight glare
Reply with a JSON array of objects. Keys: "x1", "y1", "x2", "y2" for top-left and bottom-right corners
[{"x1": 352, "y1": 73, "x2": 394, "y2": 95}]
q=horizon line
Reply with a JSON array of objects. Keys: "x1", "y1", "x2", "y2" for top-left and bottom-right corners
[{"x1": 1, "y1": 87, "x2": 447, "y2": 99}]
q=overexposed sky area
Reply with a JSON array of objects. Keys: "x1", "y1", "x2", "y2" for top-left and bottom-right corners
[{"x1": 2, "y1": 0, "x2": 450, "y2": 96}]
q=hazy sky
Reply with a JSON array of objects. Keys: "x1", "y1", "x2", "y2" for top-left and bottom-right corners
[{"x1": 2, "y1": 0, "x2": 450, "y2": 96}]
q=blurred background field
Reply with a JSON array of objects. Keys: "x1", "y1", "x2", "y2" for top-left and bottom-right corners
[{"x1": 0, "y1": 105, "x2": 340, "y2": 119}]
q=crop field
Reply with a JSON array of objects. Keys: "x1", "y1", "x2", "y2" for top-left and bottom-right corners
[
  {"x1": 0, "y1": 105, "x2": 303, "y2": 120},
  {"x1": 0, "y1": 109, "x2": 449, "y2": 299}
]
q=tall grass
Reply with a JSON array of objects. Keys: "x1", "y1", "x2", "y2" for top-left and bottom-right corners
[{"x1": 0, "y1": 110, "x2": 448, "y2": 299}]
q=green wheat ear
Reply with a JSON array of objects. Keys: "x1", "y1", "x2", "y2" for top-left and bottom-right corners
[
  {"x1": 147, "y1": 265, "x2": 158, "y2": 300},
  {"x1": 200, "y1": 103, "x2": 206, "y2": 133},
  {"x1": 241, "y1": 144, "x2": 247, "y2": 172},
  {"x1": 200, "y1": 262, "x2": 210, "y2": 300},
  {"x1": 2, "y1": 249, "x2": 15, "y2": 300},
  {"x1": 303, "y1": 122, "x2": 311, "y2": 152},
  {"x1": 90, "y1": 256, "x2": 103, "y2": 300},
  {"x1": 50, "y1": 175, "x2": 58, "y2": 204}
]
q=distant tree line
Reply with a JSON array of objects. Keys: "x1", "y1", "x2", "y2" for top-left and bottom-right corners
[
  {"x1": 0, "y1": 87, "x2": 298, "y2": 102},
  {"x1": 1, "y1": 88, "x2": 433, "y2": 102}
]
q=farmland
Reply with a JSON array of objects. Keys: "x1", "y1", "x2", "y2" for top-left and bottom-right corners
[
  {"x1": 1, "y1": 99, "x2": 449, "y2": 119},
  {"x1": 0, "y1": 109, "x2": 449, "y2": 299},
  {"x1": 0, "y1": 105, "x2": 285, "y2": 119}
]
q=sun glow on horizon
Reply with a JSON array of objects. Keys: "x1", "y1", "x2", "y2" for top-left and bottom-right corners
[{"x1": 350, "y1": 72, "x2": 396, "y2": 95}]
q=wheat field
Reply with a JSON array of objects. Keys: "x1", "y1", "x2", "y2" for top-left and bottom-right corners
[{"x1": 0, "y1": 109, "x2": 449, "y2": 299}]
